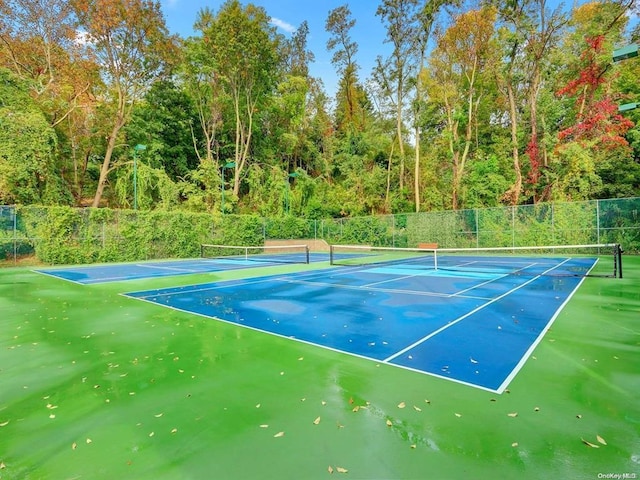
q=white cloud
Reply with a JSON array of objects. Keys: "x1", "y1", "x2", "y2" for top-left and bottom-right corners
[{"x1": 270, "y1": 17, "x2": 296, "y2": 34}]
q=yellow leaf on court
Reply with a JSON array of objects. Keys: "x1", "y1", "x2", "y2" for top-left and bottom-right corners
[
  {"x1": 328, "y1": 466, "x2": 334, "y2": 474},
  {"x1": 336, "y1": 467, "x2": 348, "y2": 473},
  {"x1": 86, "y1": 438, "x2": 92, "y2": 444},
  {"x1": 260, "y1": 424, "x2": 269, "y2": 428},
  {"x1": 410, "y1": 444, "x2": 416, "y2": 449},
  {"x1": 256, "y1": 404, "x2": 261, "y2": 408},
  {"x1": 386, "y1": 419, "x2": 393, "y2": 427},
  {"x1": 507, "y1": 412, "x2": 518, "y2": 417},
  {"x1": 596, "y1": 435, "x2": 607, "y2": 445},
  {"x1": 455, "y1": 413, "x2": 462, "y2": 418},
  {"x1": 274, "y1": 431, "x2": 285, "y2": 438},
  {"x1": 511, "y1": 442, "x2": 518, "y2": 447},
  {"x1": 581, "y1": 438, "x2": 599, "y2": 448},
  {"x1": 71, "y1": 442, "x2": 77, "y2": 450},
  {"x1": 0, "y1": 421, "x2": 9, "y2": 427},
  {"x1": 397, "y1": 402, "x2": 406, "y2": 409},
  {"x1": 171, "y1": 428, "x2": 177, "y2": 434},
  {"x1": 149, "y1": 432, "x2": 155, "y2": 437},
  {"x1": 313, "y1": 417, "x2": 321, "y2": 425},
  {"x1": 352, "y1": 406, "x2": 360, "y2": 412},
  {"x1": 413, "y1": 406, "x2": 422, "y2": 412},
  {"x1": 154, "y1": 413, "x2": 163, "y2": 418}
]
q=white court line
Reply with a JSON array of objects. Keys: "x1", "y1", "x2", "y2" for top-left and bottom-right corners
[
  {"x1": 280, "y1": 278, "x2": 479, "y2": 299},
  {"x1": 123, "y1": 292, "x2": 501, "y2": 394},
  {"x1": 134, "y1": 263, "x2": 200, "y2": 273},
  {"x1": 382, "y1": 257, "x2": 574, "y2": 364},
  {"x1": 495, "y1": 258, "x2": 599, "y2": 393},
  {"x1": 32, "y1": 269, "x2": 86, "y2": 285}
]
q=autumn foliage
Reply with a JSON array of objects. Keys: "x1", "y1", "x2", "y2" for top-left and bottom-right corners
[{"x1": 556, "y1": 35, "x2": 633, "y2": 149}]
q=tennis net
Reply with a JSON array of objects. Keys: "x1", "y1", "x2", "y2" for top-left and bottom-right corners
[
  {"x1": 329, "y1": 243, "x2": 623, "y2": 278},
  {"x1": 201, "y1": 244, "x2": 310, "y2": 264}
]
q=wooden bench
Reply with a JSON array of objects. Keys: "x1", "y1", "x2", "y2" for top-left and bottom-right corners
[{"x1": 417, "y1": 243, "x2": 438, "y2": 249}]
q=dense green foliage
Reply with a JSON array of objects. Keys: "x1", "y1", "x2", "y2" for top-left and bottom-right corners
[
  {"x1": 3, "y1": 198, "x2": 638, "y2": 264},
  {"x1": 0, "y1": 0, "x2": 639, "y2": 216}
]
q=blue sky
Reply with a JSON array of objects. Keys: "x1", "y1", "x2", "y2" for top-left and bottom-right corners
[{"x1": 160, "y1": 0, "x2": 391, "y2": 98}]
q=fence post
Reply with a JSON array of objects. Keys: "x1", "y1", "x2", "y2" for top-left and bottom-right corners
[
  {"x1": 475, "y1": 208, "x2": 479, "y2": 249},
  {"x1": 596, "y1": 199, "x2": 601, "y2": 245},
  {"x1": 13, "y1": 205, "x2": 17, "y2": 265}
]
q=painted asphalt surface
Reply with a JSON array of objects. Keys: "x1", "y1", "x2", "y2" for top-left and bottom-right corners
[
  {"x1": 35, "y1": 254, "x2": 327, "y2": 284},
  {"x1": 125, "y1": 257, "x2": 595, "y2": 393},
  {"x1": 2, "y1": 257, "x2": 638, "y2": 479}
]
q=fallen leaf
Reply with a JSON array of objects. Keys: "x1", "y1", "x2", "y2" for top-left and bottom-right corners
[
  {"x1": 455, "y1": 413, "x2": 462, "y2": 418},
  {"x1": 576, "y1": 414, "x2": 583, "y2": 419},
  {"x1": 397, "y1": 402, "x2": 406, "y2": 409},
  {"x1": 581, "y1": 438, "x2": 599, "y2": 448},
  {"x1": 171, "y1": 428, "x2": 177, "y2": 434},
  {"x1": 154, "y1": 413, "x2": 163, "y2": 418},
  {"x1": 321, "y1": 401, "x2": 327, "y2": 406},
  {"x1": 511, "y1": 442, "x2": 518, "y2": 447},
  {"x1": 0, "y1": 461, "x2": 5, "y2": 469},
  {"x1": 274, "y1": 431, "x2": 285, "y2": 438},
  {"x1": 352, "y1": 406, "x2": 360, "y2": 412},
  {"x1": 86, "y1": 438, "x2": 92, "y2": 444},
  {"x1": 470, "y1": 357, "x2": 478, "y2": 364},
  {"x1": 149, "y1": 432, "x2": 155, "y2": 437},
  {"x1": 596, "y1": 435, "x2": 607, "y2": 445},
  {"x1": 410, "y1": 444, "x2": 416, "y2": 449},
  {"x1": 424, "y1": 399, "x2": 431, "y2": 405},
  {"x1": 507, "y1": 412, "x2": 518, "y2": 418},
  {"x1": 534, "y1": 407, "x2": 540, "y2": 412},
  {"x1": 72, "y1": 442, "x2": 77, "y2": 450},
  {"x1": 260, "y1": 424, "x2": 269, "y2": 428},
  {"x1": 49, "y1": 414, "x2": 55, "y2": 419},
  {"x1": 0, "y1": 421, "x2": 9, "y2": 427},
  {"x1": 255, "y1": 404, "x2": 261, "y2": 408},
  {"x1": 386, "y1": 419, "x2": 393, "y2": 427},
  {"x1": 413, "y1": 406, "x2": 422, "y2": 412},
  {"x1": 349, "y1": 397, "x2": 354, "y2": 405},
  {"x1": 298, "y1": 357, "x2": 304, "y2": 361},
  {"x1": 328, "y1": 466, "x2": 334, "y2": 474},
  {"x1": 337, "y1": 422, "x2": 344, "y2": 429},
  {"x1": 336, "y1": 467, "x2": 348, "y2": 473},
  {"x1": 313, "y1": 417, "x2": 321, "y2": 425}
]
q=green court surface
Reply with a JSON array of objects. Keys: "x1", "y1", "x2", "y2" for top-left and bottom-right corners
[{"x1": 0, "y1": 257, "x2": 639, "y2": 479}]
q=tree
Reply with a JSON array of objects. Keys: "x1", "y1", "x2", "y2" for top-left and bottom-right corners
[
  {"x1": 427, "y1": 7, "x2": 497, "y2": 209},
  {"x1": 411, "y1": 0, "x2": 455, "y2": 212},
  {"x1": 552, "y1": 2, "x2": 635, "y2": 200},
  {"x1": 375, "y1": 0, "x2": 421, "y2": 204},
  {"x1": 0, "y1": 69, "x2": 70, "y2": 204},
  {"x1": 72, "y1": 0, "x2": 177, "y2": 208},
  {"x1": 201, "y1": 0, "x2": 281, "y2": 198},
  {"x1": 326, "y1": 4, "x2": 368, "y2": 133}
]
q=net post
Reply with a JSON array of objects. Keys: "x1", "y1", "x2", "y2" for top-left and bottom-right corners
[
  {"x1": 329, "y1": 245, "x2": 334, "y2": 265},
  {"x1": 615, "y1": 244, "x2": 623, "y2": 278},
  {"x1": 434, "y1": 249, "x2": 438, "y2": 271},
  {"x1": 305, "y1": 245, "x2": 310, "y2": 264}
]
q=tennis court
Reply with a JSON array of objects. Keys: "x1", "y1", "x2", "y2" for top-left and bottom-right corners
[
  {"x1": 36, "y1": 244, "x2": 323, "y2": 284},
  {"x1": 123, "y1": 248, "x2": 605, "y2": 393},
  {"x1": 2, "y1": 243, "x2": 638, "y2": 479}
]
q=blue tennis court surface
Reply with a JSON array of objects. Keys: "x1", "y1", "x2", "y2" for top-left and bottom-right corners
[
  {"x1": 124, "y1": 256, "x2": 597, "y2": 392},
  {"x1": 35, "y1": 254, "x2": 328, "y2": 284}
]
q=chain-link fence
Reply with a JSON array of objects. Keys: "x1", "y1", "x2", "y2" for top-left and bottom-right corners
[{"x1": 1, "y1": 197, "x2": 638, "y2": 266}]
